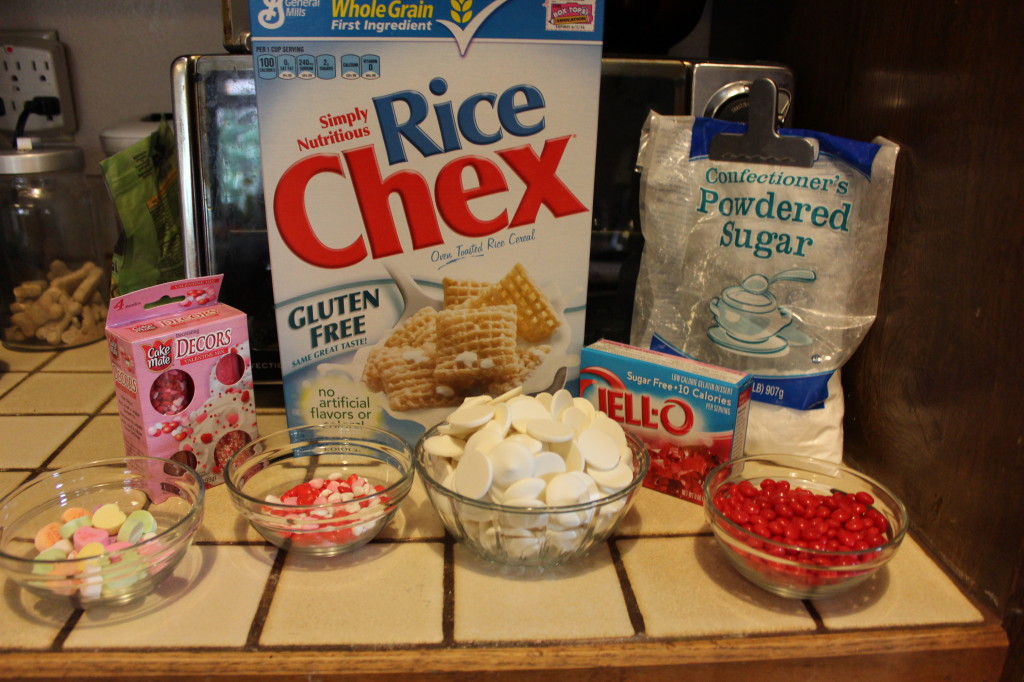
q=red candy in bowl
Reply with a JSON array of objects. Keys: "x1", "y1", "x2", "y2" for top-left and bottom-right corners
[
  {"x1": 224, "y1": 425, "x2": 414, "y2": 557},
  {"x1": 703, "y1": 454, "x2": 908, "y2": 599}
]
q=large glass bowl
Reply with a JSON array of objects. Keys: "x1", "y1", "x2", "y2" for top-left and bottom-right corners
[
  {"x1": 703, "y1": 454, "x2": 909, "y2": 599},
  {"x1": 0, "y1": 457, "x2": 204, "y2": 608},
  {"x1": 224, "y1": 424, "x2": 414, "y2": 557},
  {"x1": 415, "y1": 424, "x2": 649, "y2": 568}
]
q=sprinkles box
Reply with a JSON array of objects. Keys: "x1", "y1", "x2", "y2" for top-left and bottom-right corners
[
  {"x1": 580, "y1": 339, "x2": 752, "y2": 505},
  {"x1": 248, "y1": 0, "x2": 605, "y2": 443},
  {"x1": 104, "y1": 276, "x2": 259, "y2": 487}
]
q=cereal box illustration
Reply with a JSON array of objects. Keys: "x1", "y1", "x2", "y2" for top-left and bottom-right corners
[
  {"x1": 105, "y1": 276, "x2": 259, "y2": 487},
  {"x1": 580, "y1": 340, "x2": 752, "y2": 505},
  {"x1": 248, "y1": 0, "x2": 605, "y2": 443}
]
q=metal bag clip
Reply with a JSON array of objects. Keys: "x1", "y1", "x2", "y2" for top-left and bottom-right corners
[{"x1": 708, "y1": 78, "x2": 816, "y2": 167}]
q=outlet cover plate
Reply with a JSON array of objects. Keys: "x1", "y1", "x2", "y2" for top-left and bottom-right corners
[{"x1": 0, "y1": 32, "x2": 77, "y2": 138}]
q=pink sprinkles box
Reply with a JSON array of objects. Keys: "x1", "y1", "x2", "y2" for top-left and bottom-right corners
[
  {"x1": 105, "y1": 276, "x2": 259, "y2": 487},
  {"x1": 580, "y1": 339, "x2": 752, "y2": 505}
]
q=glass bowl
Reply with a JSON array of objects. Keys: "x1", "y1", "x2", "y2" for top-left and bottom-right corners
[
  {"x1": 415, "y1": 420, "x2": 649, "y2": 568},
  {"x1": 224, "y1": 424, "x2": 414, "y2": 557},
  {"x1": 703, "y1": 454, "x2": 909, "y2": 599},
  {"x1": 0, "y1": 457, "x2": 204, "y2": 608}
]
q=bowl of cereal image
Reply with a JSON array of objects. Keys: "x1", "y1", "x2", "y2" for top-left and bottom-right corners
[
  {"x1": 415, "y1": 388, "x2": 649, "y2": 567},
  {"x1": 321, "y1": 263, "x2": 575, "y2": 431},
  {"x1": 224, "y1": 424, "x2": 415, "y2": 557},
  {"x1": 0, "y1": 457, "x2": 204, "y2": 608}
]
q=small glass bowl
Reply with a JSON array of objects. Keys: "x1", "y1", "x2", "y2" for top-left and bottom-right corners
[
  {"x1": 0, "y1": 457, "x2": 204, "y2": 608},
  {"x1": 224, "y1": 424, "x2": 414, "y2": 557},
  {"x1": 703, "y1": 454, "x2": 909, "y2": 599},
  {"x1": 415, "y1": 424, "x2": 649, "y2": 568}
]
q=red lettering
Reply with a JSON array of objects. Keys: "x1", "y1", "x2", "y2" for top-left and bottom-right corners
[
  {"x1": 274, "y1": 154, "x2": 367, "y2": 268},
  {"x1": 641, "y1": 394, "x2": 659, "y2": 429},
  {"x1": 623, "y1": 392, "x2": 639, "y2": 426},
  {"x1": 605, "y1": 389, "x2": 624, "y2": 422},
  {"x1": 435, "y1": 155, "x2": 509, "y2": 237},
  {"x1": 661, "y1": 399, "x2": 695, "y2": 436},
  {"x1": 497, "y1": 135, "x2": 587, "y2": 227},
  {"x1": 344, "y1": 146, "x2": 443, "y2": 254},
  {"x1": 273, "y1": 137, "x2": 584, "y2": 268}
]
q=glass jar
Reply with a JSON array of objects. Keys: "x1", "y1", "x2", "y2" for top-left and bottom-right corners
[{"x1": 0, "y1": 144, "x2": 109, "y2": 350}]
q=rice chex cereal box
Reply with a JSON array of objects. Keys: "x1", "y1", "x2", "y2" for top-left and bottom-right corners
[
  {"x1": 248, "y1": 0, "x2": 605, "y2": 443},
  {"x1": 580, "y1": 339, "x2": 752, "y2": 504}
]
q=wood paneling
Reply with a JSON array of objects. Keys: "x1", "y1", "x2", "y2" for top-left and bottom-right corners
[{"x1": 709, "y1": 2, "x2": 1024, "y2": 680}]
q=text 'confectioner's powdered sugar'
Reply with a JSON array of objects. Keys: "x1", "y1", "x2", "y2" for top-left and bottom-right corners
[{"x1": 631, "y1": 114, "x2": 898, "y2": 462}]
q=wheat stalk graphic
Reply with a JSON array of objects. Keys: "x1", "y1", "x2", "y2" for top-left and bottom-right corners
[{"x1": 451, "y1": 0, "x2": 473, "y2": 24}]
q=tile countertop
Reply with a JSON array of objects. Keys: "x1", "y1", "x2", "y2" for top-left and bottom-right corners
[{"x1": 0, "y1": 342, "x2": 1008, "y2": 681}]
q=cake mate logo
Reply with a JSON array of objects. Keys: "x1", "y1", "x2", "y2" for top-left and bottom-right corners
[
  {"x1": 143, "y1": 339, "x2": 174, "y2": 372},
  {"x1": 581, "y1": 366, "x2": 696, "y2": 437},
  {"x1": 273, "y1": 76, "x2": 587, "y2": 269}
]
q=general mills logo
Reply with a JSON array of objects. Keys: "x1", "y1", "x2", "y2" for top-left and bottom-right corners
[{"x1": 258, "y1": 0, "x2": 287, "y2": 29}]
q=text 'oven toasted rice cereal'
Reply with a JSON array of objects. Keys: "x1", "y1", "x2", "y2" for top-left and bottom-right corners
[{"x1": 248, "y1": 0, "x2": 605, "y2": 442}]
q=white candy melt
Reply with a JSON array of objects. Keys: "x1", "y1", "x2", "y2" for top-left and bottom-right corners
[
  {"x1": 525, "y1": 418, "x2": 575, "y2": 444},
  {"x1": 503, "y1": 477, "x2": 548, "y2": 501},
  {"x1": 424, "y1": 433, "x2": 466, "y2": 459},
  {"x1": 424, "y1": 392, "x2": 640, "y2": 559},
  {"x1": 577, "y1": 428, "x2": 620, "y2": 470},
  {"x1": 451, "y1": 450, "x2": 492, "y2": 499},
  {"x1": 549, "y1": 389, "x2": 574, "y2": 419},
  {"x1": 532, "y1": 450, "x2": 567, "y2": 479},
  {"x1": 487, "y1": 440, "x2": 535, "y2": 487},
  {"x1": 546, "y1": 472, "x2": 588, "y2": 506},
  {"x1": 507, "y1": 395, "x2": 553, "y2": 432},
  {"x1": 448, "y1": 403, "x2": 496, "y2": 431}
]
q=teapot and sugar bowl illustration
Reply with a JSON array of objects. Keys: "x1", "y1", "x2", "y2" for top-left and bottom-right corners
[{"x1": 707, "y1": 269, "x2": 816, "y2": 356}]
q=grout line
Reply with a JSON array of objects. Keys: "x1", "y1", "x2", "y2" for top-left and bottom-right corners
[
  {"x1": 609, "y1": 539, "x2": 646, "y2": 636},
  {"x1": 245, "y1": 548, "x2": 288, "y2": 649},
  {"x1": 804, "y1": 600, "x2": 827, "y2": 631},
  {"x1": 49, "y1": 608, "x2": 84, "y2": 651},
  {"x1": 441, "y1": 534, "x2": 455, "y2": 645}
]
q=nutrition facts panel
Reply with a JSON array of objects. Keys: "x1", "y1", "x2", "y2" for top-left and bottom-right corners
[{"x1": 255, "y1": 52, "x2": 380, "y2": 80}]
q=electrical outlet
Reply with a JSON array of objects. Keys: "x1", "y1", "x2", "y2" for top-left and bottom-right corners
[{"x1": 0, "y1": 31, "x2": 77, "y2": 138}]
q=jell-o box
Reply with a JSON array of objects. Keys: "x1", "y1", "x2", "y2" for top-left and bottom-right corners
[{"x1": 580, "y1": 339, "x2": 752, "y2": 505}]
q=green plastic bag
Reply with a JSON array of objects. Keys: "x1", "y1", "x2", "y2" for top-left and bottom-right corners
[{"x1": 99, "y1": 120, "x2": 185, "y2": 296}]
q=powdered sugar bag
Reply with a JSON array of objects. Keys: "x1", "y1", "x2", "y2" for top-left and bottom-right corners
[{"x1": 631, "y1": 112, "x2": 898, "y2": 462}]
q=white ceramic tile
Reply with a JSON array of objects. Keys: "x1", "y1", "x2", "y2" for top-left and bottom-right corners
[
  {"x1": 615, "y1": 487, "x2": 707, "y2": 536},
  {"x1": 0, "y1": 371, "x2": 28, "y2": 399},
  {"x1": 619, "y1": 536, "x2": 816, "y2": 638},
  {"x1": 64, "y1": 545, "x2": 276, "y2": 648},
  {"x1": 262, "y1": 542, "x2": 445, "y2": 646},
  {"x1": 45, "y1": 414, "x2": 124, "y2": 468},
  {"x1": 0, "y1": 346, "x2": 55, "y2": 372},
  {"x1": 0, "y1": 415, "x2": 87, "y2": 467},
  {"x1": 100, "y1": 394, "x2": 119, "y2": 414},
  {"x1": 256, "y1": 411, "x2": 288, "y2": 436},
  {"x1": 453, "y1": 544, "x2": 635, "y2": 642},
  {"x1": 198, "y1": 482, "x2": 266, "y2": 544},
  {"x1": 0, "y1": 577, "x2": 76, "y2": 649},
  {"x1": 0, "y1": 471, "x2": 31, "y2": 498},
  {"x1": 44, "y1": 341, "x2": 109, "y2": 372},
  {"x1": 813, "y1": 536, "x2": 985, "y2": 629},
  {"x1": 379, "y1": 478, "x2": 445, "y2": 540},
  {"x1": 0, "y1": 373, "x2": 113, "y2": 415}
]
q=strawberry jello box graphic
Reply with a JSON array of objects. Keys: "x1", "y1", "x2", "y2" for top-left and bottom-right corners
[
  {"x1": 580, "y1": 340, "x2": 752, "y2": 505},
  {"x1": 105, "y1": 276, "x2": 259, "y2": 487},
  {"x1": 248, "y1": 0, "x2": 605, "y2": 443}
]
